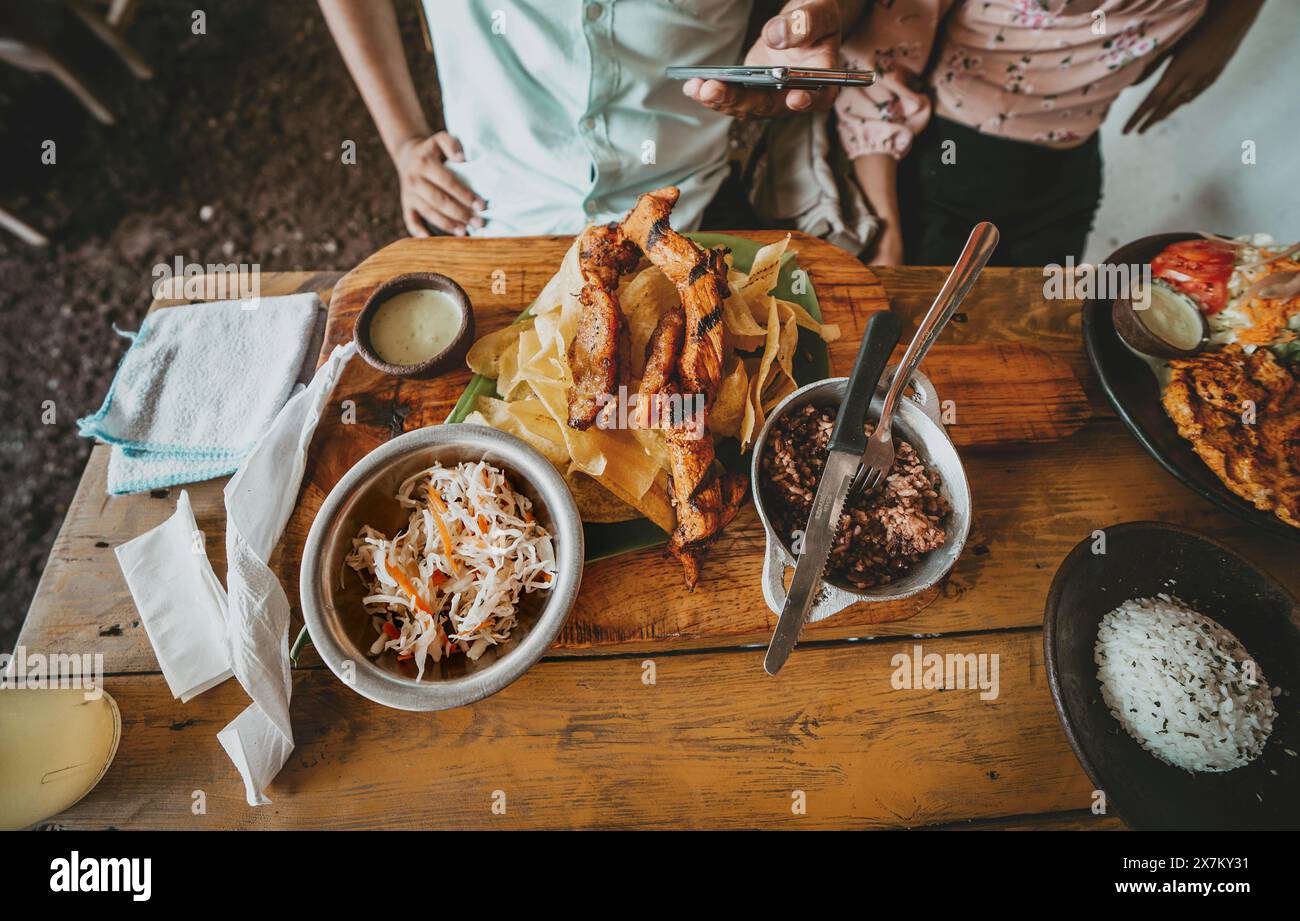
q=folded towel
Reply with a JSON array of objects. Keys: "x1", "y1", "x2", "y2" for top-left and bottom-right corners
[{"x1": 78, "y1": 294, "x2": 321, "y2": 494}]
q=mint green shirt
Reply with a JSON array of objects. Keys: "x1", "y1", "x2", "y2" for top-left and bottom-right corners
[{"x1": 422, "y1": 0, "x2": 753, "y2": 236}]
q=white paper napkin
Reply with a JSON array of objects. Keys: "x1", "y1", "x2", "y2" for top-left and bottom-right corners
[
  {"x1": 115, "y1": 490, "x2": 233, "y2": 702},
  {"x1": 114, "y1": 341, "x2": 356, "y2": 806},
  {"x1": 216, "y1": 340, "x2": 356, "y2": 805}
]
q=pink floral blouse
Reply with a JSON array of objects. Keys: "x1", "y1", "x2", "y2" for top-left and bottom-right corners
[{"x1": 836, "y1": 0, "x2": 1207, "y2": 157}]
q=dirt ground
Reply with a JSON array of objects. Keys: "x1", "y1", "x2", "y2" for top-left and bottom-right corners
[{"x1": 0, "y1": 0, "x2": 439, "y2": 649}]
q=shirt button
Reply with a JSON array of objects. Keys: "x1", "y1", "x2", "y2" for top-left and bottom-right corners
[
  {"x1": 585, "y1": 201, "x2": 599, "y2": 215},
  {"x1": 582, "y1": 116, "x2": 596, "y2": 131},
  {"x1": 586, "y1": 3, "x2": 602, "y2": 21}
]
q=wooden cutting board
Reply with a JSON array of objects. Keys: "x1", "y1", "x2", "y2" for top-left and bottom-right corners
[{"x1": 282, "y1": 232, "x2": 1089, "y2": 645}]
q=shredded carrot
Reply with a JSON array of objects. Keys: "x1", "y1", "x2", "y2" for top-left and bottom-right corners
[
  {"x1": 381, "y1": 622, "x2": 400, "y2": 640},
  {"x1": 1233, "y1": 249, "x2": 1299, "y2": 346},
  {"x1": 1238, "y1": 296, "x2": 1298, "y2": 346},
  {"x1": 388, "y1": 563, "x2": 432, "y2": 615},
  {"x1": 397, "y1": 651, "x2": 414, "y2": 661},
  {"x1": 425, "y1": 484, "x2": 461, "y2": 576}
]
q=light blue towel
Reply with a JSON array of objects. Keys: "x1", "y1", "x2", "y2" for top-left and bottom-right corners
[{"x1": 78, "y1": 294, "x2": 322, "y2": 495}]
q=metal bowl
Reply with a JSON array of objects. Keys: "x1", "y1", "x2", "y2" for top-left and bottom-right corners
[
  {"x1": 750, "y1": 370, "x2": 971, "y2": 621},
  {"x1": 300, "y1": 424, "x2": 582, "y2": 711}
]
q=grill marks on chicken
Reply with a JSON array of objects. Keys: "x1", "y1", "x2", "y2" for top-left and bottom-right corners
[
  {"x1": 566, "y1": 223, "x2": 641, "y2": 430},
  {"x1": 622, "y1": 187, "x2": 727, "y2": 406},
  {"x1": 664, "y1": 430, "x2": 748, "y2": 589},
  {"x1": 1163, "y1": 344, "x2": 1300, "y2": 528},
  {"x1": 634, "y1": 302, "x2": 685, "y2": 430},
  {"x1": 621, "y1": 187, "x2": 746, "y2": 588},
  {"x1": 563, "y1": 188, "x2": 749, "y2": 588}
]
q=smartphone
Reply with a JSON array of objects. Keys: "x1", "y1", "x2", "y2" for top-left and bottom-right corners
[{"x1": 665, "y1": 65, "x2": 875, "y2": 89}]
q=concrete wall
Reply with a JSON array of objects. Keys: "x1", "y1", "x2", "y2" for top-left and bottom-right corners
[{"x1": 1085, "y1": 0, "x2": 1300, "y2": 262}]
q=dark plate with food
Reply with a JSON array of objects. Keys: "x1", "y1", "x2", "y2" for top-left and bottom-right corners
[
  {"x1": 1082, "y1": 233, "x2": 1300, "y2": 540},
  {"x1": 1044, "y1": 521, "x2": 1300, "y2": 829}
]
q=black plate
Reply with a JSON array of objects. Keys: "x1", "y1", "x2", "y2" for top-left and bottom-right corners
[
  {"x1": 1081, "y1": 233, "x2": 1300, "y2": 541},
  {"x1": 1044, "y1": 521, "x2": 1300, "y2": 829}
]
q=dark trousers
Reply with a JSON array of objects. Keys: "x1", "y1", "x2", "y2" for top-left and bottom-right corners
[{"x1": 899, "y1": 116, "x2": 1103, "y2": 267}]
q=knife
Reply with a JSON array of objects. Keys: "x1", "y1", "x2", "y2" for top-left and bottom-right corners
[{"x1": 763, "y1": 310, "x2": 902, "y2": 676}]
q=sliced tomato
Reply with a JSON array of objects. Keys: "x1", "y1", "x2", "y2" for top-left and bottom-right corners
[{"x1": 1151, "y1": 240, "x2": 1236, "y2": 314}]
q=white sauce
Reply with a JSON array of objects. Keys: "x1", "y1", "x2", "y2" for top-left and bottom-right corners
[
  {"x1": 1138, "y1": 285, "x2": 1204, "y2": 351},
  {"x1": 370, "y1": 289, "x2": 462, "y2": 366}
]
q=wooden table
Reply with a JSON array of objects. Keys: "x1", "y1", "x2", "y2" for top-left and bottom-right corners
[{"x1": 19, "y1": 251, "x2": 1298, "y2": 830}]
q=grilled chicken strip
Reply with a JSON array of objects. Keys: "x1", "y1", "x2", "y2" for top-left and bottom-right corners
[
  {"x1": 620, "y1": 186, "x2": 747, "y2": 587},
  {"x1": 664, "y1": 428, "x2": 748, "y2": 589},
  {"x1": 567, "y1": 222, "x2": 641, "y2": 430},
  {"x1": 634, "y1": 302, "x2": 685, "y2": 429},
  {"x1": 622, "y1": 187, "x2": 728, "y2": 406}
]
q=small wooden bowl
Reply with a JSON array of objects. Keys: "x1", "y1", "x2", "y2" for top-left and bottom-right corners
[
  {"x1": 354, "y1": 272, "x2": 474, "y2": 380},
  {"x1": 1111, "y1": 283, "x2": 1207, "y2": 360}
]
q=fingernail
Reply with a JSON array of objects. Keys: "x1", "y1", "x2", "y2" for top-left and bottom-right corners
[
  {"x1": 471, "y1": 216, "x2": 485, "y2": 229},
  {"x1": 766, "y1": 17, "x2": 790, "y2": 48},
  {"x1": 475, "y1": 199, "x2": 487, "y2": 211},
  {"x1": 453, "y1": 153, "x2": 466, "y2": 163},
  {"x1": 454, "y1": 227, "x2": 466, "y2": 237}
]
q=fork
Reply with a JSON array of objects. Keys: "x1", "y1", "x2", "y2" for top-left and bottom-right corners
[{"x1": 851, "y1": 221, "x2": 999, "y2": 495}]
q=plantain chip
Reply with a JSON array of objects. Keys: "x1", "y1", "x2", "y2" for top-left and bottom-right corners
[
  {"x1": 761, "y1": 306, "x2": 801, "y2": 412},
  {"x1": 721, "y1": 287, "x2": 768, "y2": 354},
  {"x1": 565, "y1": 471, "x2": 643, "y2": 523},
  {"x1": 465, "y1": 399, "x2": 567, "y2": 466},
  {"x1": 592, "y1": 469, "x2": 676, "y2": 533},
  {"x1": 622, "y1": 266, "x2": 678, "y2": 377},
  {"x1": 747, "y1": 296, "x2": 783, "y2": 435},
  {"x1": 776, "y1": 297, "x2": 840, "y2": 343},
  {"x1": 466, "y1": 316, "x2": 536, "y2": 378},
  {"x1": 710, "y1": 356, "x2": 750, "y2": 442},
  {"x1": 468, "y1": 404, "x2": 653, "y2": 525},
  {"x1": 739, "y1": 235, "x2": 790, "y2": 305}
]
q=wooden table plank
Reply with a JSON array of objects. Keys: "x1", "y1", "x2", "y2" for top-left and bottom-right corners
[{"x1": 44, "y1": 631, "x2": 1100, "y2": 830}]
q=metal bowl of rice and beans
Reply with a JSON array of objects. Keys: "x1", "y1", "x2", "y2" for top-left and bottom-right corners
[
  {"x1": 751, "y1": 370, "x2": 971, "y2": 622},
  {"x1": 1044, "y1": 521, "x2": 1300, "y2": 829},
  {"x1": 301, "y1": 424, "x2": 582, "y2": 711}
]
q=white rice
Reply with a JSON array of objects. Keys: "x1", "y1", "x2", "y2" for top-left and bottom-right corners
[{"x1": 1094, "y1": 595, "x2": 1279, "y2": 773}]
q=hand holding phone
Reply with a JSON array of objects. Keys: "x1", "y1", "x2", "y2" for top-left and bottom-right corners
[
  {"x1": 667, "y1": 66, "x2": 875, "y2": 90},
  {"x1": 678, "y1": 0, "x2": 860, "y2": 118}
]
